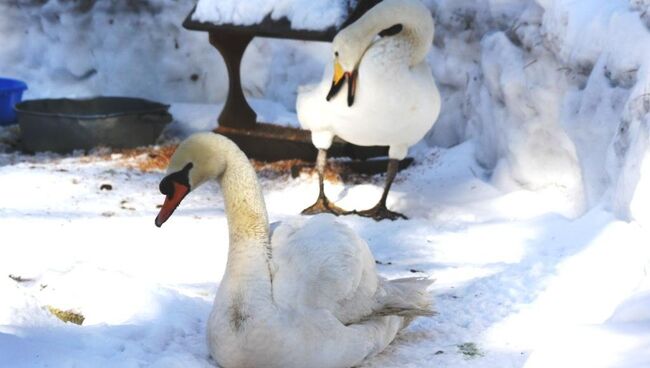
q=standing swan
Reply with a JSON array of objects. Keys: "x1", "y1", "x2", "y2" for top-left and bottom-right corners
[
  {"x1": 297, "y1": 0, "x2": 440, "y2": 221},
  {"x1": 155, "y1": 133, "x2": 434, "y2": 368}
]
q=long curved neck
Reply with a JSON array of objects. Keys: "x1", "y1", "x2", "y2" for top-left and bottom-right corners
[
  {"x1": 220, "y1": 147, "x2": 269, "y2": 245},
  {"x1": 218, "y1": 144, "x2": 273, "y2": 307},
  {"x1": 350, "y1": 0, "x2": 434, "y2": 65}
]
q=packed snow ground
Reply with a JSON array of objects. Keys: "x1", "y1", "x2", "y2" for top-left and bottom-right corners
[{"x1": 1, "y1": 103, "x2": 649, "y2": 367}]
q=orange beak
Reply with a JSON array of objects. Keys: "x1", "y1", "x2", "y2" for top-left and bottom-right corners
[{"x1": 155, "y1": 182, "x2": 190, "y2": 227}]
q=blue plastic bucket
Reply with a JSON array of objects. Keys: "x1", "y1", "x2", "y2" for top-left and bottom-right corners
[{"x1": 0, "y1": 77, "x2": 28, "y2": 126}]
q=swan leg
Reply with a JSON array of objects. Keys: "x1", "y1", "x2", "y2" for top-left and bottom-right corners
[
  {"x1": 356, "y1": 159, "x2": 408, "y2": 221},
  {"x1": 302, "y1": 149, "x2": 352, "y2": 216}
]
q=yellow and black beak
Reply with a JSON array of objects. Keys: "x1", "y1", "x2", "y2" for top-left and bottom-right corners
[{"x1": 326, "y1": 61, "x2": 358, "y2": 107}]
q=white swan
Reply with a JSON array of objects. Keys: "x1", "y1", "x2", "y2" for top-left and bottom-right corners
[
  {"x1": 297, "y1": 0, "x2": 440, "y2": 221},
  {"x1": 155, "y1": 133, "x2": 433, "y2": 368}
]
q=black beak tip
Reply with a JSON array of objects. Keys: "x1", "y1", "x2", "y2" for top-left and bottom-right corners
[
  {"x1": 155, "y1": 217, "x2": 163, "y2": 228},
  {"x1": 326, "y1": 74, "x2": 347, "y2": 102}
]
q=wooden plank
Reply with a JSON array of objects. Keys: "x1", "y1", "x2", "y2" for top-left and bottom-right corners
[{"x1": 215, "y1": 123, "x2": 389, "y2": 162}]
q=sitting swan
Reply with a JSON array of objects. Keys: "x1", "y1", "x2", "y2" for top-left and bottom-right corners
[
  {"x1": 155, "y1": 133, "x2": 433, "y2": 368},
  {"x1": 297, "y1": 0, "x2": 441, "y2": 221}
]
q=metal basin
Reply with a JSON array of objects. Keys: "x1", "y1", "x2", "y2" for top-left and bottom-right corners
[{"x1": 15, "y1": 97, "x2": 172, "y2": 153}]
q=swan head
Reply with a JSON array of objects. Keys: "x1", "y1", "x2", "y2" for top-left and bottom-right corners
[
  {"x1": 326, "y1": 32, "x2": 364, "y2": 107},
  {"x1": 155, "y1": 133, "x2": 228, "y2": 227}
]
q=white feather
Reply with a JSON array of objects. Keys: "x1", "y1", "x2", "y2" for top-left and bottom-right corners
[{"x1": 297, "y1": 0, "x2": 441, "y2": 160}]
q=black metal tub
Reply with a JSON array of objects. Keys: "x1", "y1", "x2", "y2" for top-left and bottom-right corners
[{"x1": 15, "y1": 97, "x2": 172, "y2": 153}]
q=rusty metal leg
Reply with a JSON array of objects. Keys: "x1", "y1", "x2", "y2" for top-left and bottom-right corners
[{"x1": 209, "y1": 31, "x2": 256, "y2": 129}]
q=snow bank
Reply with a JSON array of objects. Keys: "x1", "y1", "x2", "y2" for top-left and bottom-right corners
[
  {"x1": 425, "y1": 0, "x2": 650, "y2": 223},
  {"x1": 192, "y1": 0, "x2": 354, "y2": 30},
  {"x1": 533, "y1": 0, "x2": 650, "y2": 223},
  {"x1": 0, "y1": 0, "x2": 227, "y2": 103},
  {"x1": 420, "y1": 1, "x2": 589, "y2": 216},
  {"x1": 0, "y1": 0, "x2": 330, "y2": 125}
]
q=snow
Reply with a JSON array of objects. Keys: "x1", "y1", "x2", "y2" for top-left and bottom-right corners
[
  {"x1": 1, "y1": 0, "x2": 650, "y2": 367},
  {"x1": 1, "y1": 104, "x2": 649, "y2": 366},
  {"x1": 0, "y1": 1, "x2": 329, "y2": 124},
  {"x1": 192, "y1": 0, "x2": 354, "y2": 30},
  {"x1": 0, "y1": 1, "x2": 227, "y2": 104}
]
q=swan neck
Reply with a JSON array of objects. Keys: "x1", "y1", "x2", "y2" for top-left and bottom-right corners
[
  {"x1": 353, "y1": 0, "x2": 434, "y2": 65},
  {"x1": 217, "y1": 146, "x2": 273, "y2": 306},
  {"x1": 219, "y1": 148, "x2": 270, "y2": 245}
]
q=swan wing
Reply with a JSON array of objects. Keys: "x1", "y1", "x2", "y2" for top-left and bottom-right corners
[{"x1": 271, "y1": 214, "x2": 379, "y2": 323}]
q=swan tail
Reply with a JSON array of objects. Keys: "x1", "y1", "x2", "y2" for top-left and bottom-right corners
[{"x1": 375, "y1": 277, "x2": 435, "y2": 322}]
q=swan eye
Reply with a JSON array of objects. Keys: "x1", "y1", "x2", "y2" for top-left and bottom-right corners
[{"x1": 335, "y1": 51, "x2": 339, "y2": 57}]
